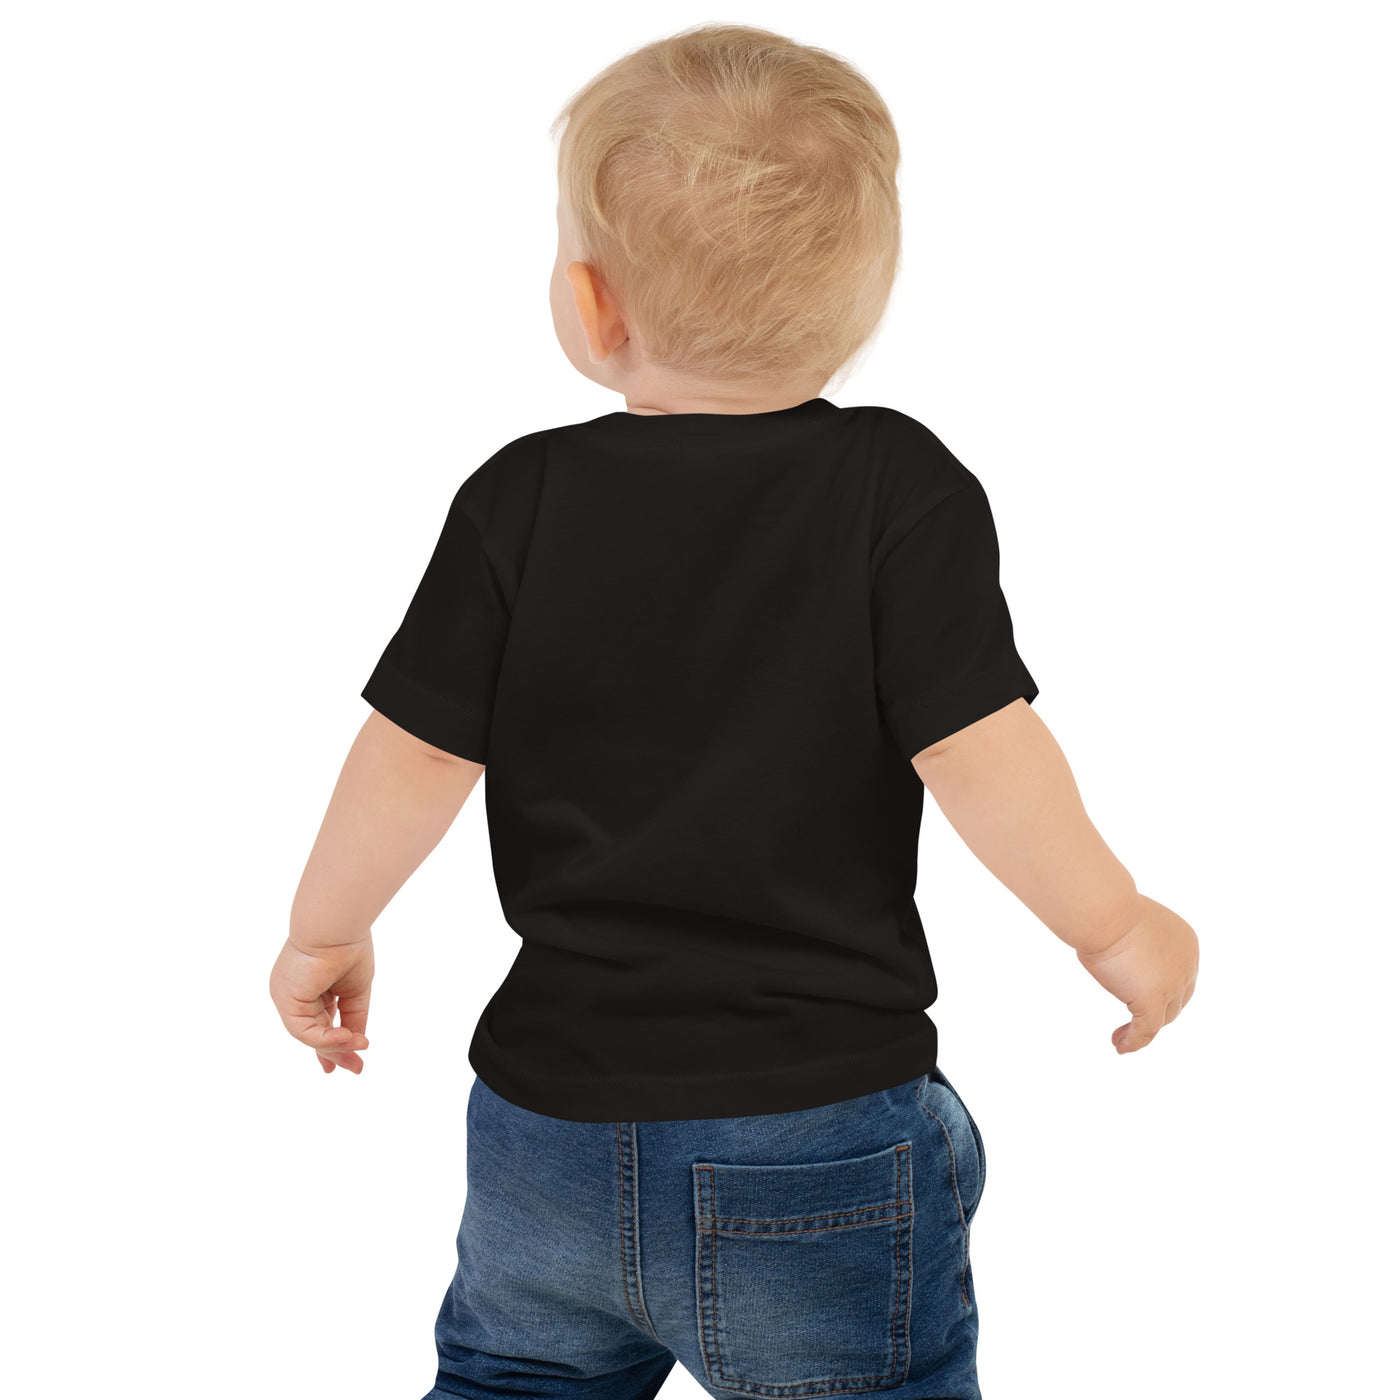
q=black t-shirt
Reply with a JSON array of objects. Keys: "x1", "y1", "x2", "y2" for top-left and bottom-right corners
[{"x1": 361, "y1": 397, "x2": 1038, "y2": 1121}]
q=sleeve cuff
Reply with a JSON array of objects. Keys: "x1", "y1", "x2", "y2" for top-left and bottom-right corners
[
  {"x1": 885, "y1": 666, "x2": 1039, "y2": 760},
  {"x1": 361, "y1": 656, "x2": 491, "y2": 764}
]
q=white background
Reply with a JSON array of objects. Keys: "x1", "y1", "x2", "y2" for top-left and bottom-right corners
[{"x1": 4, "y1": 3, "x2": 1396, "y2": 1396}]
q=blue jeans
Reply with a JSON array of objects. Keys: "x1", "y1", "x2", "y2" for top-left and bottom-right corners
[{"x1": 424, "y1": 1067, "x2": 987, "y2": 1400}]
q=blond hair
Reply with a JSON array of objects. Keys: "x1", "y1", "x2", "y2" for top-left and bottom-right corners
[{"x1": 549, "y1": 23, "x2": 902, "y2": 385}]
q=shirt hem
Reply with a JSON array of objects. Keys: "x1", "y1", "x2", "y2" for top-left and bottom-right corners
[
  {"x1": 466, "y1": 1018, "x2": 939, "y2": 1123},
  {"x1": 361, "y1": 658, "x2": 491, "y2": 764},
  {"x1": 890, "y1": 667, "x2": 1039, "y2": 760}
]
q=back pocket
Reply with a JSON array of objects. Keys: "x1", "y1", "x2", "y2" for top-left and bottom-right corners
[{"x1": 693, "y1": 1139, "x2": 913, "y2": 1396}]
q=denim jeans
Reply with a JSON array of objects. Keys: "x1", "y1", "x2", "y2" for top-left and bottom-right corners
[{"x1": 424, "y1": 1066, "x2": 987, "y2": 1400}]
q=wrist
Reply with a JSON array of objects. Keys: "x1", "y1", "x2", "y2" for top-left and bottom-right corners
[
  {"x1": 1067, "y1": 886, "x2": 1147, "y2": 959},
  {"x1": 287, "y1": 924, "x2": 372, "y2": 955}
]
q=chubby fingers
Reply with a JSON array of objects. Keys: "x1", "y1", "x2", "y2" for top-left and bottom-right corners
[
  {"x1": 1112, "y1": 1006, "x2": 1165, "y2": 1054},
  {"x1": 317, "y1": 1039, "x2": 367, "y2": 1075},
  {"x1": 272, "y1": 988, "x2": 370, "y2": 1073},
  {"x1": 297, "y1": 1018, "x2": 370, "y2": 1074},
  {"x1": 1113, "y1": 972, "x2": 1198, "y2": 1053}
]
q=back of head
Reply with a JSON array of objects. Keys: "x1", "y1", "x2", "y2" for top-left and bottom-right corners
[{"x1": 550, "y1": 23, "x2": 902, "y2": 386}]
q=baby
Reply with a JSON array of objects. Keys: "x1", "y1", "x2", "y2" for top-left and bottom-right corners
[{"x1": 270, "y1": 22, "x2": 1198, "y2": 1400}]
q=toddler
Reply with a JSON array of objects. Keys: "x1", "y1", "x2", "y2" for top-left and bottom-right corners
[{"x1": 270, "y1": 23, "x2": 1198, "y2": 1400}]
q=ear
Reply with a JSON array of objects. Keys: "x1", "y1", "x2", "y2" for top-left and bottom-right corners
[{"x1": 565, "y1": 261, "x2": 629, "y2": 364}]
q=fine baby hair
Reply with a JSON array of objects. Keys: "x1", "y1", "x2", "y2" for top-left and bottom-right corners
[{"x1": 548, "y1": 22, "x2": 902, "y2": 385}]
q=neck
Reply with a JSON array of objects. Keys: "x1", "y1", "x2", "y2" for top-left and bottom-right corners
[{"x1": 618, "y1": 374, "x2": 828, "y2": 417}]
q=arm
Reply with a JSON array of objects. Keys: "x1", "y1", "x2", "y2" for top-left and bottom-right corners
[
  {"x1": 269, "y1": 708, "x2": 483, "y2": 1074},
  {"x1": 913, "y1": 697, "x2": 1198, "y2": 1053}
]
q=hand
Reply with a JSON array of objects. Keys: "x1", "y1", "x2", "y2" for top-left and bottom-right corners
[
  {"x1": 269, "y1": 935, "x2": 374, "y2": 1074},
  {"x1": 1076, "y1": 895, "x2": 1198, "y2": 1054}
]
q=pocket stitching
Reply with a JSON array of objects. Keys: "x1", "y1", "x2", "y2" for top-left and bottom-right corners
[
  {"x1": 916, "y1": 1085, "x2": 971, "y2": 1309},
  {"x1": 710, "y1": 1199, "x2": 906, "y2": 1223},
  {"x1": 694, "y1": 1144, "x2": 914, "y2": 1396},
  {"x1": 709, "y1": 1197, "x2": 911, "y2": 1234}
]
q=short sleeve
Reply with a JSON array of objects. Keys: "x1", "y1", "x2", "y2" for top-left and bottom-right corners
[
  {"x1": 360, "y1": 482, "x2": 509, "y2": 763},
  {"x1": 871, "y1": 475, "x2": 1038, "y2": 759}
]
